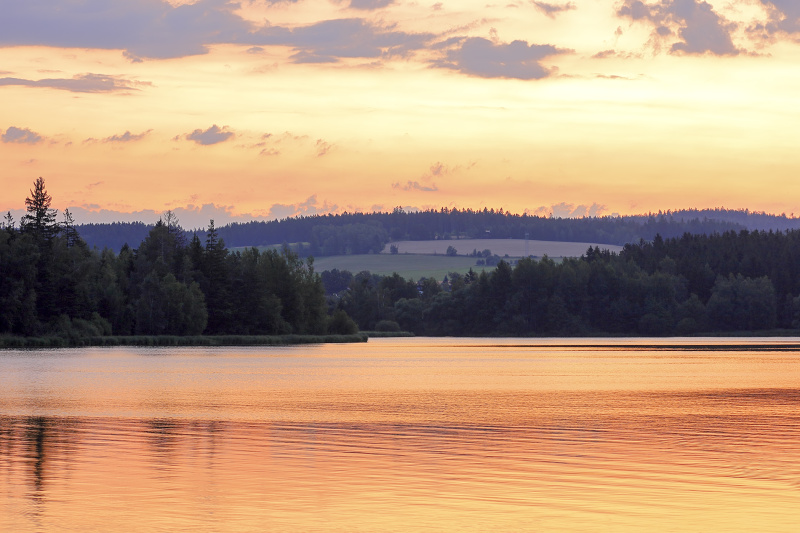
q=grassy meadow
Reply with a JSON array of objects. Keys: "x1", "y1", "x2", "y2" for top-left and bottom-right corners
[
  {"x1": 313, "y1": 254, "x2": 485, "y2": 280},
  {"x1": 382, "y1": 239, "x2": 624, "y2": 257}
]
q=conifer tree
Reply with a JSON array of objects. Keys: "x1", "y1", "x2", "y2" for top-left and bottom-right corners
[
  {"x1": 21, "y1": 177, "x2": 59, "y2": 242},
  {"x1": 62, "y1": 209, "x2": 80, "y2": 248},
  {"x1": 2, "y1": 211, "x2": 14, "y2": 231}
]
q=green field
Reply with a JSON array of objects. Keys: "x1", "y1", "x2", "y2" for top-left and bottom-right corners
[
  {"x1": 313, "y1": 254, "x2": 490, "y2": 280},
  {"x1": 230, "y1": 239, "x2": 603, "y2": 280},
  {"x1": 383, "y1": 238, "x2": 623, "y2": 257}
]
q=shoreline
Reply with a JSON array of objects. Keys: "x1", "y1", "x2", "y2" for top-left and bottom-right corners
[{"x1": 0, "y1": 333, "x2": 368, "y2": 349}]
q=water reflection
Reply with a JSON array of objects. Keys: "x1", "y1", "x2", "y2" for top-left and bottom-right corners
[{"x1": 1, "y1": 341, "x2": 799, "y2": 531}]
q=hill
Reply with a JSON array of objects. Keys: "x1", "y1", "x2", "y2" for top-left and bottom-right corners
[{"x1": 74, "y1": 208, "x2": 800, "y2": 253}]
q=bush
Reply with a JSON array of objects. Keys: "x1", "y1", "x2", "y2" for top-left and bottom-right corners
[
  {"x1": 374, "y1": 320, "x2": 401, "y2": 332},
  {"x1": 327, "y1": 310, "x2": 359, "y2": 335}
]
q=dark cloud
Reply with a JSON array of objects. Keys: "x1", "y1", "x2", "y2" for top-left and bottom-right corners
[
  {"x1": 392, "y1": 181, "x2": 439, "y2": 192},
  {"x1": 617, "y1": 0, "x2": 739, "y2": 56},
  {"x1": 748, "y1": 1, "x2": 800, "y2": 40},
  {"x1": 0, "y1": 0, "x2": 254, "y2": 59},
  {"x1": 0, "y1": 73, "x2": 149, "y2": 93},
  {"x1": 348, "y1": 0, "x2": 395, "y2": 10},
  {"x1": 185, "y1": 125, "x2": 234, "y2": 145},
  {"x1": 433, "y1": 37, "x2": 568, "y2": 80},
  {"x1": 2, "y1": 126, "x2": 43, "y2": 144},
  {"x1": 532, "y1": 2, "x2": 575, "y2": 18},
  {"x1": 254, "y1": 18, "x2": 433, "y2": 63},
  {"x1": 0, "y1": 0, "x2": 431, "y2": 64}
]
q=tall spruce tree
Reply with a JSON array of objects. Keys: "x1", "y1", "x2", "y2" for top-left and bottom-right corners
[{"x1": 21, "y1": 177, "x2": 60, "y2": 242}]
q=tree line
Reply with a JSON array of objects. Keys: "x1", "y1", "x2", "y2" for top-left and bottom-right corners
[
  {"x1": 1, "y1": 179, "x2": 358, "y2": 339},
  {"x1": 327, "y1": 229, "x2": 800, "y2": 336},
  {"x1": 75, "y1": 207, "x2": 785, "y2": 254}
]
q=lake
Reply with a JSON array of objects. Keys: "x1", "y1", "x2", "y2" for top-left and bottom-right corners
[{"x1": 1, "y1": 338, "x2": 799, "y2": 531}]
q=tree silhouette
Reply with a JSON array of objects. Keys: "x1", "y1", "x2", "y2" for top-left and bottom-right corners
[{"x1": 21, "y1": 177, "x2": 59, "y2": 242}]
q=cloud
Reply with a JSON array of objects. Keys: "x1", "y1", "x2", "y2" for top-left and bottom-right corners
[
  {"x1": 617, "y1": 0, "x2": 740, "y2": 56},
  {"x1": 0, "y1": 73, "x2": 149, "y2": 93},
  {"x1": 254, "y1": 18, "x2": 433, "y2": 63},
  {"x1": 348, "y1": 0, "x2": 395, "y2": 10},
  {"x1": 103, "y1": 130, "x2": 152, "y2": 143},
  {"x1": 61, "y1": 196, "x2": 337, "y2": 228},
  {"x1": 532, "y1": 2, "x2": 575, "y2": 18},
  {"x1": 433, "y1": 37, "x2": 568, "y2": 80},
  {"x1": 85, "y1": 130, "x2": 153, "y2": 144},
  {"x1": 265, "y1": 195, "x2": 339, "y2": 220},
  {"x1": 315, "y1": 139, "x2": 333, "y2": 157},
  {"x1": 0, "y1": 0, "x2": 253, "y2": 59},
  {"x1": 185, "y1": 125, "x2": 234, "y2": 145},
  {"x1": 429, "y1": 162, "x2": 448, "y2": 176},
  {"x1": 2, "y1": 126, "x2": 43, "y2": 144},
  {"x1": 592, "y1": 49, "x2": 615, "y2": 59},
  {"x1": 0, "y1": 1, "x2": 432, "y2": 64},
  {"x1": 392, "y1": 181, "x2": 439, "y2": 192},
  {"x1": 529, "y1": 202, "x2": 607, "y2": 218},
  {"x1": 748, "y1": 1, "x2": 800, "y2": 40}
]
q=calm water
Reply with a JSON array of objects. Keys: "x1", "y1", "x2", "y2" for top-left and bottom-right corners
[{"x1": 1, "y1": 338, "x2": 799, "y2": 531}]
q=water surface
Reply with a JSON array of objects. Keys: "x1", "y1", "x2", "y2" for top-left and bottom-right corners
[{"x1": 1, "y1": 338, "x2": 799, "y2": 531}]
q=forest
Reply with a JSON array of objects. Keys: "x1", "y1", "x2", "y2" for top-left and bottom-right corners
[
  {"x1": 0, "y1": 179, "x2": 358, "y2": 341},
  {"x1": 328, "y1": 231, "x2": 800, "y2": 337},
  {"x1": 5, "y1": 178, "x2": 800, "y2": 339},
  {"x1": 74, "y1": 207, "x2": 800, "y2": 254}
]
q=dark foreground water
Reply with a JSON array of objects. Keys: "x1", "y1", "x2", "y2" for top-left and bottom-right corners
[{"x1": 1, "y1": 338, "x2": 799, "y2": 531}]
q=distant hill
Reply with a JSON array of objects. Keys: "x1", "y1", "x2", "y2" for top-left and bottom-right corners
[
  {"x1": 76, "y1": 221, "x2": 153, "y2": 251},
  {"x1": 75, "y1": 208, "x2": 800, "y2": 254}
]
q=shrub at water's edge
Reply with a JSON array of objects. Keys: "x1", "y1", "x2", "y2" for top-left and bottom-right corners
[{"x1": 362, "y1": 331, "x2": 415, "y2": 338}]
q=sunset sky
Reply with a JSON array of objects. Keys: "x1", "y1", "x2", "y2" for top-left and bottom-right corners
[{"x1": 1, "y1": 0, "x2": 799, "y2": 228}]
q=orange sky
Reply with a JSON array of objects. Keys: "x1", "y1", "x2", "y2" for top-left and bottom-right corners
[{"x1": 2, "y1": 0, "x2": 799, "y2": 227}]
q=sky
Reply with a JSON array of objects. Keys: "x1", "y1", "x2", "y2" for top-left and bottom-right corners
[{"x1": 1, "y1": 0, "x2": 800, "y2": 228}]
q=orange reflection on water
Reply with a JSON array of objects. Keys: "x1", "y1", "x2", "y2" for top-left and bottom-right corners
[{"x1": 1, "y1": 339, "x2": 799, "y2": 531}]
